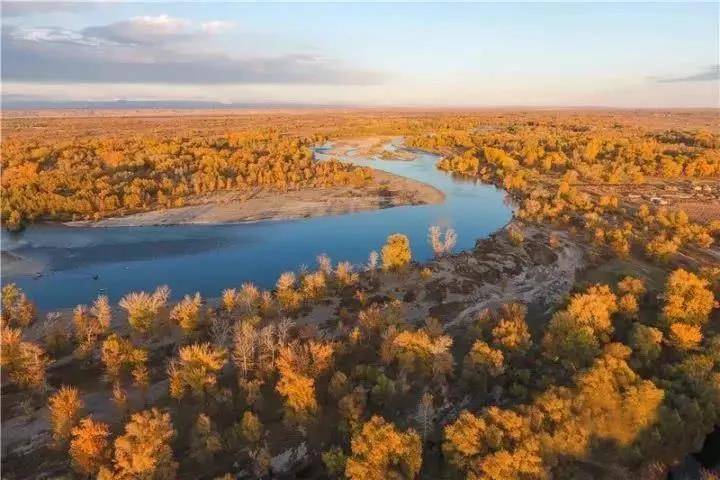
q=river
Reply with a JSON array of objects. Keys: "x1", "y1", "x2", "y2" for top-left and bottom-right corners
[{"x1": 0, "y1": 146, "x2": 512, "y2": 310}]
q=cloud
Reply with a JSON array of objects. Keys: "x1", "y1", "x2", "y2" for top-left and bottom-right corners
[
  {"x1": 656, "y1": 65, "x2": 720, "y2": 83},
  {"x1": 1, "y1": 22, "x2": 384, "y2": 85},
  {"x1": 201, "y1": 20, "x2": 236, "y2": 35},
  {"x1": 82, "y1": 15, "x2": 193, "y2": 46}
]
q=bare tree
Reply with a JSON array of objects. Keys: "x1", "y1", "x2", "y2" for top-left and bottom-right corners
[
  {"x1": 277, "y1": 318, "x2": 294, "y2": 346},
  {"x1": 414, "y1": 392, "x2": 435, "y2": 442},
  {"x1": 428, "y1": 226, "x2": 457, "y2": 257},
  {"x1": 233, "y1": 322, "x2": 257, "y2": 381},
  {"x1": 367, "y1": 250, "x2": 379, "y2": 272},
  {"x1": 210, "y1": 316, "x2": 232, "y2": 348}
]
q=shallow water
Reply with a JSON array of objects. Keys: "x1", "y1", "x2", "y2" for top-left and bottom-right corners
[{"x1": 1, "y1": 148, "x2": 512, "y2": 310}]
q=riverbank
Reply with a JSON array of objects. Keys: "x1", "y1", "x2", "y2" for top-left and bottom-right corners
[
  {"x1": 64, "y1": 168, "x2": 444, "y2": 228},
  {"x1": 64, "y1": 138, "x2": 439, "y2": 228}
]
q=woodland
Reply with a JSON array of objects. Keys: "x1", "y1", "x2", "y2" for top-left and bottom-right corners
[{"x1": 1, "y1": 109, "x2": 719, "y2": 479}]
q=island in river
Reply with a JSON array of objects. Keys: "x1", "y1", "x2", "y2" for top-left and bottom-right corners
[{"x1": 64, "y1": 138, "x2": 442, "y2": 228}]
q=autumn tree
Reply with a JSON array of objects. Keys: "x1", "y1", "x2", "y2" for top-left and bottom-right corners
[
  {"x1": 70, "y1": 417, "x2": 111, "y2": 477},
  {"x1": 491, "y1": 303, "x2": 532, "y2": 356},
  {"x1": 1, "y1": 326, "x2": 49, "y2": 390},
  {"x1": 119, "y1": 286, "x2": 169, "y2": 335},
  {"x1": 169, "y1": 292, "x2": 203, "y2": 335},
  {"x1": 100, "y1": 334, "x2": 147, "y2": 385},
  {"x1": 73, "y1": 295, "x2": 111, "y2": 360},
  {"x1": 384, "y1": 328, "x2": 453, "y2": 383},
  {"x1": 168, "y1": 343, "x2": 227, "y2": 401},
  {"x1": 463, "y1": 340, "x2": 505, "y2": 391},
  {"x1": 275, "y1": 340, "x2": 334, "y2": 426},
  {"x1": 1, "y1": 283, "x2": 36, "y2": 328},
  {"x1": 443, "y1": 407, "x2": 545, "y2": 480},
  {"x1": 190, "y1": 413, "x2": 223, "y2": 464},
  {"x1": 542, "y1": 311, "x2": 600, "y2": 370},
  {"x1": 629, "y1": 323, "x2": 663, "y2": 367},
  {"x1": 345, "y1": 416, "x2": 422, "y2": 480},
  {"x1": 668, "y1": 322, "x2": 703, "y2": 351},
  {"x1": 381, "y1": 234, "x2": 412, "y2": 271},
  {"x1": 663, "y1": 269, "x2": 715, "y2": 327},
  {"x1": 48, "y1": 385, "x2": 84, "y2": 447},
  {"x1": 107, "y1": 408, "x2": 177, "y2": 480}
]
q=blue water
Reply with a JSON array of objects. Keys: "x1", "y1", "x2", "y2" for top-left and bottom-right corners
[{"x1": 1, "y1": 148, "x2": 512, "y2": 310}]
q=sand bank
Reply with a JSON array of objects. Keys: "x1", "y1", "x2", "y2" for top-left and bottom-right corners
[{"x1": 66, "y1": 168, "x2": 444, "y2": 228}]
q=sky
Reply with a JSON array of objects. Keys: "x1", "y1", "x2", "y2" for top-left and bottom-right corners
[{"x1": 2, "y1": 1, "x2": 719, "y2": 107}]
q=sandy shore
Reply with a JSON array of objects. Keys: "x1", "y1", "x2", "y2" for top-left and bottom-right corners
[
  {"x1": 1, "y1": 251, "x2": 46, "y2": 277},
  {"x1": 66, "y1": 168, "x2": 444, "y2": 228},
  {"x1": 65, "y1": 137, "x2": 443, "y2": 228}
]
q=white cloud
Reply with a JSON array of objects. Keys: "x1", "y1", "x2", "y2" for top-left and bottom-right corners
[
  {"x1": 130, "y1": 14, "x2": 191, "y2": 34},
  {"x1": 201, "y1": 20, "x2": 236, "y2": 35}
]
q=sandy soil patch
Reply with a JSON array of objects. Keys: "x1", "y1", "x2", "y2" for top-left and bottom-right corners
[{"x1": 66, "y1": 168, "x2": 444, "y2": 228}]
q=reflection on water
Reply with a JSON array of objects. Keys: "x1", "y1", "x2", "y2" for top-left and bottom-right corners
[{"x1": 1, "y1": 149, "x2": 512, "y2": 310}]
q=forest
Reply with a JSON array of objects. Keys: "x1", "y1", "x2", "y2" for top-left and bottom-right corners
[{"x1": 1, "y1": 109, "x2": 719, "y2": 480}]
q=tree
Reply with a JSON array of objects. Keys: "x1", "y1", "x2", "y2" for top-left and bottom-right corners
[
  {"x1": 274, "y1": 341, "x2": 332, "y2": 427},
  {"x1": 169, "y1": 293, "x2": 203, "y2": 335},
  {"x1": 239, "y1": 411, "x2": 264, "y2": 446},
  {"x1": 329, "y1": 370, "x2": 351, "y2": 400},
  {"x1": 618, "y1": 293, "x2": 639, "y2": 318},
  {"x1": 111, "y1": 408, "x2": 177, "y2": 480},
  {"x1": 276, "y1": 272, "x2": 302, "y2": 313},
  {"x1": 463, "y1": 340, "x2": 505, "y2": 390},
  {"x1": 73, "y1": 296, "x2": 111, "y2": 360},
  {"x1": 276, "y1": 369, "x2": 318, "y2": 426},
  {"x1": 70, "y1": 417, "x2": 111, "y2": 477},
  {"x1": 565, "y1": 284, "x2": 618, "y2": 339},
  {"x1": 1, "y1": 283, "x2": 36, "y2": 328},
  {"x1": 1, "y1": 326, "x2": 48, "y2": 390},
  {"x1": 119, "y1": 286, "x2": 169, "y2": 335},
  {"x1": 442, "y1": 407, "x2": 545, "y2": 480},
  {"x1": 345, "y1": 416, "x2": 422, "y2": 480},
  {"x1": 168, "y1": 343, "x2": 227, "y2": 400},
  {"x1": 668, "y1": 322, "x2": 702, "y2": 351},
  {"x1": 336, "y1": 261, "x2": 359, "y2": 286},
  {"x1": 381, "y1": 234, "x2": 412, "y2": 271},
  {"x1": 48, "y1": 385, "x2": 84, "y2": 447},
  {"x1": 491, "y1": 303, "x2": 532, "y2": 355},
  {"x1": 414, "y1": 392, "x2": 435, "y2": 442},
  {"x1": 618, "y1": 276, "x2": 646, "y2": 298},
  {"x1": 385, "y1": 329, "x2": 453, "y2": 381},
  {"x1": 663, "y1": 269, "x2": 715, "y2": 327},
  {"x1": 232, "y1": 321, "x2": 257, "y2": 381},
  {"x1": 629, "y1": 323, "x2": 663, "y2": 366},
  {"x1": 100, "y1": 334, "x2": 147, "y2": 385},
  {"x1": 428, "y1": 225, "x2": 457, "y2": 257},
  {"x1": 323, "y1": 446, "x2": 347, "y2": 478},
  {"x1": 542, "y1": 311, "x2": 600, "y2": 370},
  {"x1": 190, "y1": 413, "x2": 222, "y2": 464},
  {"x1": 339, "y1": 387, "x2": 367, "y2": 433}
]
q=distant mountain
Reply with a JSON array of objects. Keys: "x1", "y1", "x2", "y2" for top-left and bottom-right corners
[{"x1": 1, "y1": 98, "x2": 346, "y2": 110}]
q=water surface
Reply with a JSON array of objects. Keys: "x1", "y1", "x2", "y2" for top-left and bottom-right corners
[{"x1": 1, "y1": 149, "x2": 512, "y2": 310}]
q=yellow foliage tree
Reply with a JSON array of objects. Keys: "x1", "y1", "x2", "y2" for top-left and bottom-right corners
[
  {"x1": 346, "y1": 416, "x2": 422, "y2": 480},
  {"x1": 168, "y1": 343, "x2": 227, "y2": 400},
  {"x1": 663, "y1": 269, "x2": 715, "y2": 327},
  {"x1": 381, "y1": 234, "x2": 412, "y2": 271},
  {"x1": 70, "y1": 417, "x2": 111, "y2": 477},
  {"x1": 48, "y1": 385, "x2": 84, "y2": 447},
  {"x1": 110, "y1": 408, "x2": 177, "y2": 480}
]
